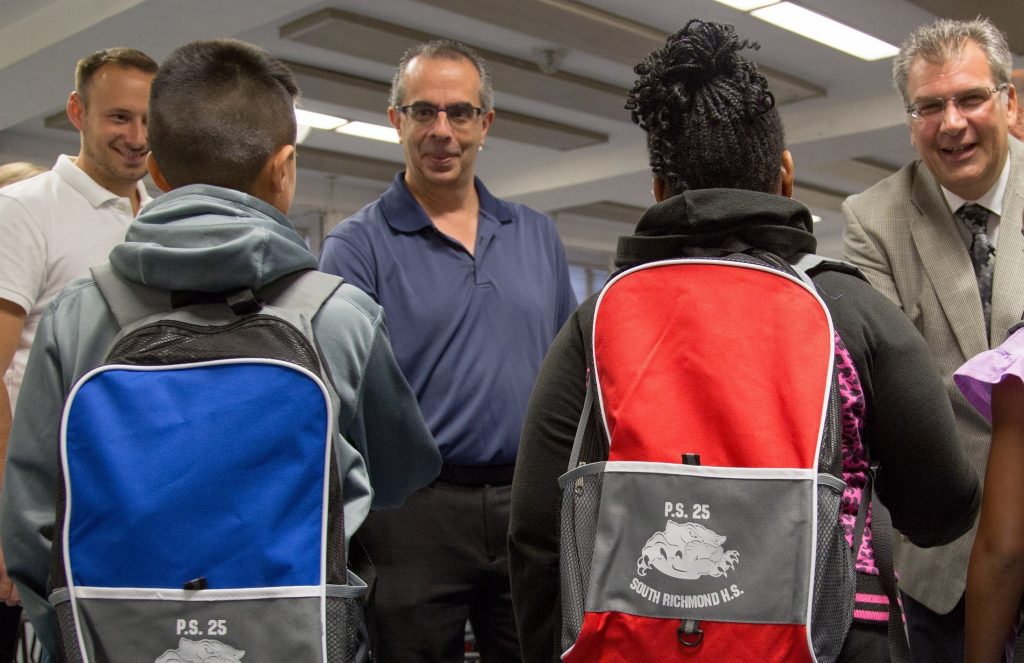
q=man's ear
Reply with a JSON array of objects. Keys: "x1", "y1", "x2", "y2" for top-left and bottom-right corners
[
  {"x1": 480, "y1": 109, "x2": 495, "y2": 147},
  {"x1": 266, "y1": 143, "x2": 296, "y2": 195},
  {"x1": 652, "y1": 176, "x2": 667, "y2": 202},
  {"x1": 147, "y1": 153, "x2": 173, "y2": 193},
  {"x1": 1006, "y1": 82, "x2": 1018, "y2": 130},
  {"x1": 387, "y1": 106, "x2": 402, "y2": 142},
  {"x1": 249, "y1": 143, "x2": 297, "y2": 214},
  {"x1": 66, "y1": 91, "x2": 85, "y2": 132},
  {"x1": 780, "y1": 150, "x2": 795, "y2": 198}
]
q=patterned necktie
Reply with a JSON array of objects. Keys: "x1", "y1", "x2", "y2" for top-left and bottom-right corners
[{"x1": 955, "y1": 203, "x2": 995, "y2": 332}]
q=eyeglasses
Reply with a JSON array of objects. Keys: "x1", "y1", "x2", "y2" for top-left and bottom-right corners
[
  {"x1": 396, "y1": 103, "x2": 486, "y2": 126},
  {"x1": 906, "y1": 84, "x2": 1008, "y2": 120}
]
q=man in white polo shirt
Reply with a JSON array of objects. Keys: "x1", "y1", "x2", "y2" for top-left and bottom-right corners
[{"x1": 0, "y1": 47, "x2": 157, "y2": 619}]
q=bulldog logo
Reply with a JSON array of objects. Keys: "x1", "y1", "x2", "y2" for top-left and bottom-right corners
[
  {"x1": 155, "y1": 638, "x2": 245, "y2": 663},
  {"x1": 637, "y1": 520, "x2": 739, "y2": 580}
]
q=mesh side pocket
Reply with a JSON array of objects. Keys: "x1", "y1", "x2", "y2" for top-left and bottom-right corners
[
  {"x1": 326, "y1": 574, "x2": 369, "y2": 663},
  {"x1": 325, "y1": 596, "x2": 359, "y2": 662},
  {"x1": 54, "y1": 597, "x2": 84, "y2": 663},
  {"x1": 811, "y1": 481, "x2": 855, "y2": 663},
  {"x1": 559, "y1": 469, "x2": 604, "y2": 653}
]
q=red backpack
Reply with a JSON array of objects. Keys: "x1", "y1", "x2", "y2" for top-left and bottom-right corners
[{"x1": 558, "y1": 251, "x2": 907, "y2": 662}]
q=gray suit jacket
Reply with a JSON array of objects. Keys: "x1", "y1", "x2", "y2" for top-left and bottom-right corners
[{"x1": 842, "y1": 136, "x2": 1024, "y2": 613}]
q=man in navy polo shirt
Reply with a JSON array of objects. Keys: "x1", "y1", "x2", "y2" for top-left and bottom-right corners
[{"x1": 318, "y1": 40, "x2": 576, "y2": 662}]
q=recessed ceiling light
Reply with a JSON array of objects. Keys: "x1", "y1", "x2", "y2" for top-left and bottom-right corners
[
  {"x1": 751, "y1": 2, "x2": 898, "y2": 61},
  {"x1": 335, "y1": 121, "x2": 400, "y2": 144}
]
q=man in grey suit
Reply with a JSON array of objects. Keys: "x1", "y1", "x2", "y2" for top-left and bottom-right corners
[{"x1": 843, "y1": 18, "x2": 1021, "y2": 662}]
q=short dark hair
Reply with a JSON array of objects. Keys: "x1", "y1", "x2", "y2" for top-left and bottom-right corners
[
  {"x1": 75, "y1": 47, "x2": 158, "y2": 102},
  {"x1": 148, "y1": 39, "x2": 299, "y2": 192},
  {"x1": 626, "y1": 19, "x2": 784, "y2": 197},
  {"x1": 389, "y1": 40, "x2": 493, "y2": 111}
]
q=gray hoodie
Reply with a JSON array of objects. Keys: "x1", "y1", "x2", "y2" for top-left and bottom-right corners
[{"x1": 0, "y1": 185, "x2": 440, "y2": 659}]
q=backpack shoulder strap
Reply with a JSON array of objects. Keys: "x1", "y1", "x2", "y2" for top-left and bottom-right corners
[
  {"x1": 567, "y1": 370, "x2": 595, "y2": 471},
  {"x1": 90, "y1": 262, "x2": 171, "y2": 329},
  {"x1": 853, "y1": 467, "x2": 912, "y2": 663},
  {"x1": 790, "y1": 252, "x2": 868, "y2": 282},
  {"x1": 258, "y1": 269, "x2": 344, "y2": 321},
  {"x1": 91, "y1": 264, "x2": 344, "y2": 330}
]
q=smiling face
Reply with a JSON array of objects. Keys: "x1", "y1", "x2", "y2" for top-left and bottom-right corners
[
  {"x1": 67, "y1": 63, "x2": 154, "y2": 197},
  {"x1": 387, "y1": 55, "x2": 493, "y2": 195},
  {"x1": 906, "y1": 40, "x2": 1017, "y2": 201}
]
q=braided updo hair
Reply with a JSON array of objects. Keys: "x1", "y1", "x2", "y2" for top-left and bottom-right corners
[{"x1": 626, "y1": 19, "x2": 784, "y2": 197}]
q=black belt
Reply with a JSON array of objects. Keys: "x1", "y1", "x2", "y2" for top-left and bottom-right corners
[{"x1": 436, "y1": 463, "x2": 515, "y2": 486}]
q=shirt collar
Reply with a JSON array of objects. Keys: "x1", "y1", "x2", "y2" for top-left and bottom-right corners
[
  {"x1": 53, "y1": 154, "x2": 153, "y2": 212},
  {"x1": 941, "y1": 151, "x2": 1011, "y2": 216},
  {"x1": 379, "y1": 171, "x2": 516, "y2": 232}
]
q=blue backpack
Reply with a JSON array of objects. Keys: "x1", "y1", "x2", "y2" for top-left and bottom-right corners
[{"x1": 50, "y1": 265, "x2": 370, "y2": 663}]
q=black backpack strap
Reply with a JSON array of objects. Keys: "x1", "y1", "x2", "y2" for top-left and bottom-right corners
[
  {"x1": 854, "y1": 468, "x2": 912, "y2": 663},
  {"x1": 790, "y1": 252, "x2": 868, "y2": 282},
  {"x1": 90, "y1": 263, "x2": 171, "y2": 329},
  {"x1": 567, "y1": 369, "x2": 595, "y2": 471}
]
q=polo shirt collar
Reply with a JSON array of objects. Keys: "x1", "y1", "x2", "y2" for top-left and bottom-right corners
[
  {"x1": 53, "y1": 154, "x2": 152, "y2": 211},
  {"x1": 380, "y1": 171, "x2": 516, "y2": 232}
]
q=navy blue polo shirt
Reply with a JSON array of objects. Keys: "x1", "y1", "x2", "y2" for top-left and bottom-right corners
[{"x1": 319, "y1": 173, "x2": 576, "y2": 466}]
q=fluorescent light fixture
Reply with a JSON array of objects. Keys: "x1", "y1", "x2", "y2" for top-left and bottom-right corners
[
  {"x1": 296, "y1": 124, "x2": 313, "y2": 144},
  {"x1": 335, "y1": 121, "x2": 400, "y2": 144},
  {"x1": 713, "y1": 0, "x2": 777, "y2": 10},
  {"x1": 811, "y1": 214, "x2": 822, "y2": 224},
  {"x1": 294, "y1": 109, "x2": 399, "y2": 144},
  {"x1": 295, "y1": 108, "x2": 348, "y2": 130},
  {"x1": 751, "y1": 2, "x2": 898, "y2": 61}
]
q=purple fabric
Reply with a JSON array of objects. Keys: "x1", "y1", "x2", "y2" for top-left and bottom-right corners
[{"x1": 954, "y1": 327, "x2": 1024, "y2": 422}]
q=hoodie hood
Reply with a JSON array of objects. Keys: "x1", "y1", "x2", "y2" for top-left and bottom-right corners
[
  {"x1": 110, "y1": 185, "x2": 317, "y2": 292},
  {"x1": 615, "y1": 188, "x2": 817, "y2": 268}
]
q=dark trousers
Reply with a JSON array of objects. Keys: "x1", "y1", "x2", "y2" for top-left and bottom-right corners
[
  {"x1": 0, "y1": 604, "x2": 20, "y2": 663},
  {"x1": 902, "y1": 591, "x2": 964, "y2": 663},
  {"x1": 838, "y1": 621, "x2": 890, "y2": 663},
  {"x1": 359, "y1": 481, "x2": 521, "y2": 663}
]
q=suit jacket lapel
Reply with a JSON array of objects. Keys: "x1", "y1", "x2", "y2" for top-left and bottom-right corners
[
  {"x1": 991, "y1": 137, "x2": 1024, "y2": 345},
  {"x1": 909, "y1": 164, "x2": 988, "y2": 361}
]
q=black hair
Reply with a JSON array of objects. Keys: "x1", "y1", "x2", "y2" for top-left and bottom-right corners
[
  {"x1": 148, "y1": 39, "x2": 299, "y2": 192},
  {"x1": 626, "y1": 19, "x2": 784, "y2": 197}
]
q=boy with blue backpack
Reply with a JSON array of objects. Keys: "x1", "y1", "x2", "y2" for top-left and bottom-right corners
[{"x1": 0, "y1": 39, "x2": 440, "y2": 662}]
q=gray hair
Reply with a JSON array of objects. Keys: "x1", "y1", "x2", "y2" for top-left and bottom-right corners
[
  {"x1": 389, "y1": 40, "x2": 493, "y2": 111},
  {"x1": 893, "y1": 17, "x2": 1012, "y2": 106}
]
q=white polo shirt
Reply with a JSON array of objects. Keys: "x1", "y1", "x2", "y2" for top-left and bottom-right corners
[{"x1": 0, "y1": 154, "x2": 151, "y2": 412}]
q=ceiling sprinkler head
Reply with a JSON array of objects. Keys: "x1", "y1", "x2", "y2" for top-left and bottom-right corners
[{"x1": 531, "y1": 46, "x2": 568, "y2": 75}]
